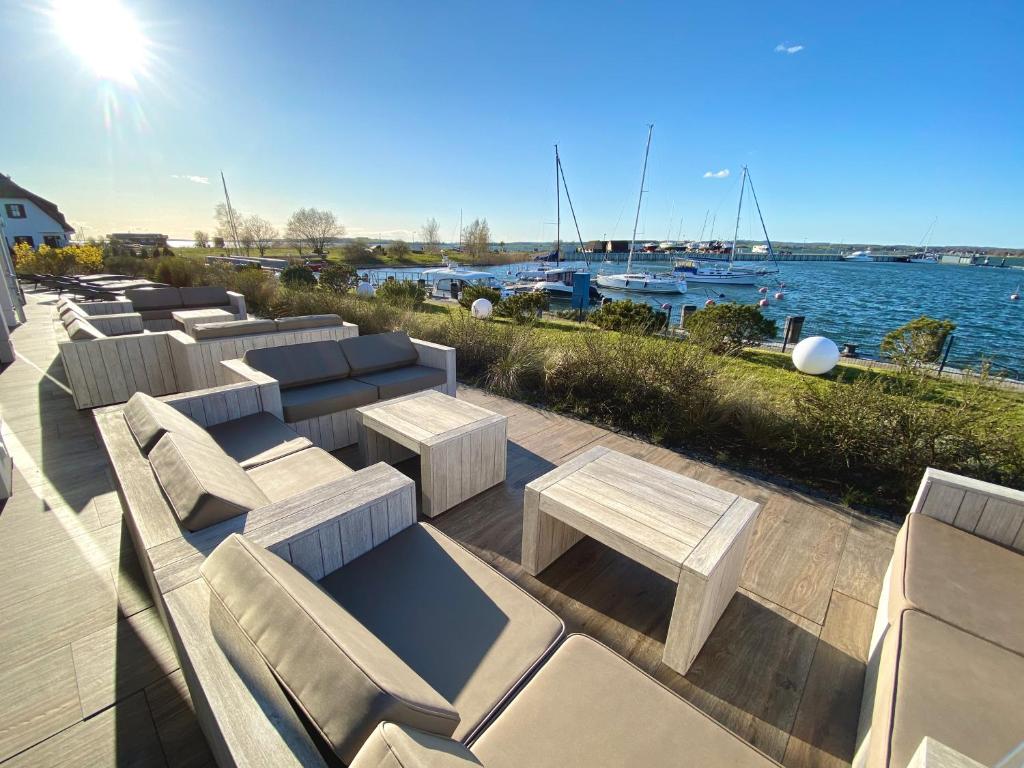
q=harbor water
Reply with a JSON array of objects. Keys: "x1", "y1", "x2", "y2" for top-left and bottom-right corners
[{"x1": 365, "y1": 259, "x2": 1024, "y2": 376}]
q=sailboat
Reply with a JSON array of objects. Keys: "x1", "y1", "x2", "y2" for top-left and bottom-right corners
[
  {"x1": 508, "y1": 145, "x2": 602, "y2": 304},
  {"x1": 597, "y1": 125, "x2": 687, "y2": 294},
  {"x1": 909, "y1": 218, "x2": 939, "y2": 263},
  {"x1": 675, "y1": 166, "x2": 779, "y2": 284}
]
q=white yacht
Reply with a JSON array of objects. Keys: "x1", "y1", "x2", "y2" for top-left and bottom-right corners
[
  {"x1": 908, "y1": 251, "x2": 939, "y2": 264},
  {"x1": 421, "y1": 265, "x2": 509, "y2": 299},
  {"x1": 842, "y1": 250, "x2": 874, "y2": 262},
  {"x1": 596, "y1": 272, "x2": 687, "y2": 293},
  {"x1": 508, "y1": 267, "x2": 604, "y2": 303},
  {"x1": 672, "y1": 259, "x2": 759, "y2": 286}
]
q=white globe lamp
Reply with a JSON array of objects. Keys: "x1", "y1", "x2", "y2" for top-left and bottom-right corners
[
  {"x1": 792, "y1": 336, "x2": 840, "y2": 375},
  {"x1": 471, "y1": 298, "x2": 493, "y2": 319},
  {"x1": 356, "y1": 281, "x2": 375, "y2": 297}
]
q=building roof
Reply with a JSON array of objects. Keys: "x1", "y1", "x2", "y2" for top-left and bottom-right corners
[{"x1": 0, "y1": 174, "x2": 75, "y2": 233}]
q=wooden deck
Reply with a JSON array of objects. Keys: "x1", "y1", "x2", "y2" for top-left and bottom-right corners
[{"x1": 0, "y1": 290, "x2": 898, "y2": 767}]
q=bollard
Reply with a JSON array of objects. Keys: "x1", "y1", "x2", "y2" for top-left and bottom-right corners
[
  {"x1": 782, "y1": 315, "x2": 805, "y2": 352},
  {"x1": 679, "y1": 305, "x2": 698, "y2": 328}
]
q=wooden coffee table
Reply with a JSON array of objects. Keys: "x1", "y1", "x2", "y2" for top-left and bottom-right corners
[
  {"x1": 522, "y1": 446, "x2": 761, "y2": 674},
  {"x1": 172, "y1": 308, "x2": 235, "y2": 335},
  {"x1": 356, "y1": 391, "x2": 508, "y2": 518}
]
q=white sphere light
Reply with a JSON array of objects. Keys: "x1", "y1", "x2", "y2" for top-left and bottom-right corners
[
  {"x1": 792, "y1": 336, "x2": 840, "y2": 375},
  {"x1": 356, "y1": 281, "x2": 375, "y2": 297},
  {"x1": 471, "y1": 298, "x2": 493, "y2": 319}
]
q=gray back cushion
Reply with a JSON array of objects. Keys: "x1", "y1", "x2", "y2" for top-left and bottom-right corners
[
  {"x1": 126, "y1": 287, "x2": 182, "y2": 310},
  {"x1": 201, "y1": 535, "x2": 460, "y2": 763},
  {"x1": 340, "y1": 332, "x2": 419, "y2": 376},
  {"x1": 244, "y1": 340, "x2": 350, "y2": 389},
  {"x1": 149, "y1": 433, "x2": 269, "y2": 531},
  {"x1": 274, "y1": 314, "x2": 343, "y2": 332},
  {"x1": 192, "y1": 319, "x2": 276, "y2": 340},
  {"x1": 123, "y1": 392, "x2": 222, "y2": 454},
  {"x1": 66, "y1": 317, "x2": 105, "y2": 340},
  {"x1": 179, "y1": 286, "x2": 229, "y2": 308}
]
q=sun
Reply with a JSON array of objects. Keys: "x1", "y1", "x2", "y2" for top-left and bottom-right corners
[{"x1": 50, "y1": 0, "x2": 152, "y2": 87}]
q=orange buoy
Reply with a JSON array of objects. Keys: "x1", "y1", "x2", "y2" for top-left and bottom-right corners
[
  {"x1": 774, "y1": 291, "x2": 784, "y2": 300},
  {"x1": 758, "y1": 298, "x2": 769, "y2": 307},
  {"x1": 704, "y1": 299, "x2": 716, "y2": 307}
]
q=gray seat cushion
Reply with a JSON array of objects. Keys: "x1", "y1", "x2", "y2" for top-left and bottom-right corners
[
  {"x1": 280, "y1": 378, "x2": 378, "y2": 422},
  {"x1": 200, "y1": 534, "x2": 460, "y2": 764},
  {"x1": 192, "y1": 318, "x2": 276, "y2": 340},
  {"x1": 206, "y1": 411, "x2": 312, "y2": 468},
  {"x1": 179, "y1": 285, "x2": 229, "y2": 308},
  {"x1": 244, "y1": 340, "x2": 350, "y2": 389},
  {"x1": 275, "y1": 314, "x2": 343, "y2": 331},
  {"x1": 319, "y1": 524, "x2": 563, "y2": 741},
  {"x1": 126, "y1": 287, "x2": 182, "y2": 310},
  {"x1": 138, "y1": 308, "x2": 177, "y2": 321},
  {"x1": 355, "y1": 365, "x2": 447, "y2": 400},
  {"x1": 349, "y1": 724, "x2": 482, "y2": 768},
  {"x1": 341, "y1": 332, "x2": 419, "y2": 376},
  {"x1": 149, "y1": 433, "x2": 269, "y2": 531},
  {"x1": 123, "y1": 392, "x2": 221, "y2": 454},
  {"x1": 472, "y1": 635, "x2": 778, "y2": 768},
  {"x1": 247, "y1": 447, "x2": 356, "y2": 502}
]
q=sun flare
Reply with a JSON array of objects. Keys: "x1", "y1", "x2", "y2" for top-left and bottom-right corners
[{"x1": 50, "y1": 0, "x2": 151, "y2": 87}]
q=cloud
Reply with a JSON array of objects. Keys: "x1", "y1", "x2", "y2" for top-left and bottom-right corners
[
  {"x1": 171, "y1": 174, "x2": 210, "y2": 185},
  {"x1": 703, "y1": 169, "x2": 730, "y2": 179},
  {"x1": 774, "y1": 43, "x2": 804, "y2": 54}
]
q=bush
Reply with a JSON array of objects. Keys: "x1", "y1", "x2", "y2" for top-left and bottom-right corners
[
  {"x1": 685, "y1": 303, "x2": 776, "y2": 354},
  {"x1": 376, "y1": 279, "x2": 426, "y2": 307},
  {"x1": 154, "y1": 256, "x2": 205, "y2": 287},
  {"x1": 880, "y1": 315, "x2": 956, "y2": 369},
  {"x1": 280, "y1": 264, "x2": 317, "y2": 290},
  {"x1": 102, "y1": 254, "x2": 153, "y2": 278},
  {"x1": 588, "y1": 299, "x2": 667, "y2": 333},
  {"x1": 494, "y1": 292, "x2": 548, "y2": 323},
  {"x1": 458, "y1": 284, "x2": 501, "y2": 310},
  {"x1": 13, "y1": 242, "x2": 102, "y2": 276},
  {"x1": 319, "y1": 263, "x2": 355, "y2": 293},
  {"x1": 483, "y1": 325, "x2": 545, "y2": 398}
]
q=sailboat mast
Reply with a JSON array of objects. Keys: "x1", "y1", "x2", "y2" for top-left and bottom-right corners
[
  {"x1": 744, "y1": 167, "x2": 776, "y2": 263},
  {"x1": 730, "y1": 166, "x2": 748, "y2": 263},
  {"x1": 220, "y1": 171, "x2": 242, "y2": 259},
  {"x1": 627, "y1": 124, "x2": 654, "y2": 273},
  {"x1": 555, "y1": 144, "x2": 561, "y2": 262}
]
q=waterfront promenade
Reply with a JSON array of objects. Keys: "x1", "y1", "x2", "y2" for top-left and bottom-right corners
[{"x1": 0, "y1": 291, "x2": 898, "y2": 767}]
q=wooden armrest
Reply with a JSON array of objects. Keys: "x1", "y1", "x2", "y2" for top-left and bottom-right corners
[
  {"x1": 161, "y1": 382, "x2": 275, "y2": 426},
  {"x1": 910, "y1": 468, "x2": 1024, "y2": 553},
  {"x1": 220, "y1": 357, "x2": 275, "y2": 386},
  {"x1": 411, "y1": 338, "x2": 456, "y2": 396},
  {"x1": 905, "y1": 737, "x2": 986, "y2": 768},
  {"x1": 152, "y1": 463, "x2": 416, "y2": 593}
]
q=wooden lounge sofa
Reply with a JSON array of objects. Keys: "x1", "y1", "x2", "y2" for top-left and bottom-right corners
[
  {"x1": 855, "y1": 468, "x2": 1024, "y2": 768},
  {"x1": 222, "y1": 331, "x2": 456, "y2": 450},
  {"x1": 123, "y1": 286, "x2": 246, "y2": 330}
]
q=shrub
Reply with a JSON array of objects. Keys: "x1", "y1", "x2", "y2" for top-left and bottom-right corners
[
  {"x1": 280, "y1": 264, "x2": 317, "y2": 290},
  {"x1": 494, "y1": 292, "x2": 548, "y2": 323},
  {"x1": 685, "y1": 303, "x2": 776, "y2": 354},
  {"x1": 880, "y1": 315, "x2": 956, "y2": 369},
  {"x1": 319, "y1": 263, "x2": 355, "y2": 293},
  {"x1": 102, "y1": 254, "x2": 152, "y2": 278},
  {"x1": 226, "y1": 265, "x2": 278, "y2": 315},
  {"x1": 588, "y1": 299, "x2": 667, "y2": 333},
  {"x1": 375, "y1": 279, "x2": 426, "y2": 307},
  {"x1": 154, "y1": 256, "x2": 205, "y2": 287},
  {"x1": 13, "y1": 242, "x2": 102, "y2": 275},
  {"x1": 483, "y1": 325, "x2": 545, "y2": 398},
  {"x1": 458, "y1": 284, "x2": 501, "y2": 310},
  {"x1": 436, "y1": 310, "x2": 506, "y2": 381}
]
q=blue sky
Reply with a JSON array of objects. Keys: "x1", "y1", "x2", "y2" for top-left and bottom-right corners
[{"x1": 2, "y1": 0, "x2": 1022, "y2": 246}]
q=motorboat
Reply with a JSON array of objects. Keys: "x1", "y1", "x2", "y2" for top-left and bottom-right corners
[
  {"x1": 421, "y1": 265, "x2": 510, "y2": 299},
  {"x1": 842, "y1": 250, "x2": 874, "y2": 262},
  {"x1": 508, "y1": 267, "x2": 603, "y2": 304},
  {"x1": 596, "y1": 272, "x2": 687, "y2": 293},
  {"x1": 908, "y1": 251, "x2": 939, "y2": 264}
]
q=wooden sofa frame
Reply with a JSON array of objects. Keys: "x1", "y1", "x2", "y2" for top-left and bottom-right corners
[
  {"x1": 96, "y1": 382, "x2": 418, "y2": 768},
  {"x1": 853, "y1": 468, "x2": 1024, "y2": 768},
  {"x1": 221, "y1": 337, "x2": 457, "y2": 452}
]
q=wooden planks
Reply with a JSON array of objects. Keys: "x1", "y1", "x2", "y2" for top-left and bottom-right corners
[
  {"x1": 912, "y1": 467, "x2": 1024, "y2": 553},
  {"x1": 59, "y1": 333, "x2": 179, "y2": 410}
]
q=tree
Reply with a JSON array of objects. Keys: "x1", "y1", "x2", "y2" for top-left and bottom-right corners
[
  {"x1": 241, "y1": 215, "x2": 279, "y2": 257},
  {"x1": 213, "y1": 236, "x2": 225, "y2": 248},
  {"x1": 342, "y1": 238, "x2": 372, "y2": 263},
  {"x1": 421, "y1": 217, "x2": 441, "y2": 252},
  {"x1": 462, "y1": 218, "x2": 491, "y2": 261},
  {"x1": 286, "y1": 207, "x2": 344, "y2": 255},
  {"x1": 193, "y1": 230, "x2": 209, "y2": 248},
  {"x1": 213, "y1": 203, "x2": 244, "y2": 251},
  {"x1": 881, "y1": 316, "x2": 956, "y2": 369},
  {"x1": 319, "y1": 263, "x2": 355, "y2": 292},
  {"x1": 388, "y1": 239, "x2": 410, "y2": 260}
]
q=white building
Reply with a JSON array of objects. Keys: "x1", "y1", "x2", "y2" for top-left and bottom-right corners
[{"x1": 0, "y1": 174, "x2": 74, "y2": 250}]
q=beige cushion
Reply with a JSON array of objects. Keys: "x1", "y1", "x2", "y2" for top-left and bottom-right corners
[
  {"x1": 472, "y1": 635, "x2": 778, "y2": 768},
  {"x1": 200, "y1": 534, "x2": 460, "y2": 764},
  {"x1": 244, "y1": 340, "x2": 350, "y2": 389},
  {"x1": 179, "y1": 285, "x2": 229, "y2": 308},
  {"x1": 867, "y1": 609, "x2": 1024, "y2": 768},
  {"x1": 66, "y1": 317, "x2": 105, "y2": 340},
  {"x1": 149, "y1": 433, "x2": 269, "y2": 531},
  {"x1": 247, "y1": 447, "x2": 355, "y2": 502},
  {"x1": 206, "y1": 411, "x2": 311, "y2": 468},
  {"x1": 192, "y1": 318, "x2": 276, "y2": 340},
  {"x1": 341, "y1": 331, "x2": 419, "y2": 376},
  {"x1": 280, "y1": 378, "x2": 378, "y2": 422},
  {"x1": 350, "y1": 724, "x2": 482, "y2": 768},
  {"x1": 355, "y1": 365, "x2": 447, "y2": 400},
  {"x1": 123, "y1": 392, "x2": 221, "y2": 454},
  {"x1": 319, "y1": 524, "x2": 563, "y2": 741},
  {"x1": 890, "y1": 514, "x2": 1024, "y2": 656},
  {"x1": 126, "y1": 287, "x2": 182, "y2": 310},
  {"x1": 274, "y1": 314, "x2": 343, "y2": 331}
]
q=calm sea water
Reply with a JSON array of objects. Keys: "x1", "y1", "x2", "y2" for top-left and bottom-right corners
[{"x1": 374, "y1": 259, "x2": 1024, "y2": 375}]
